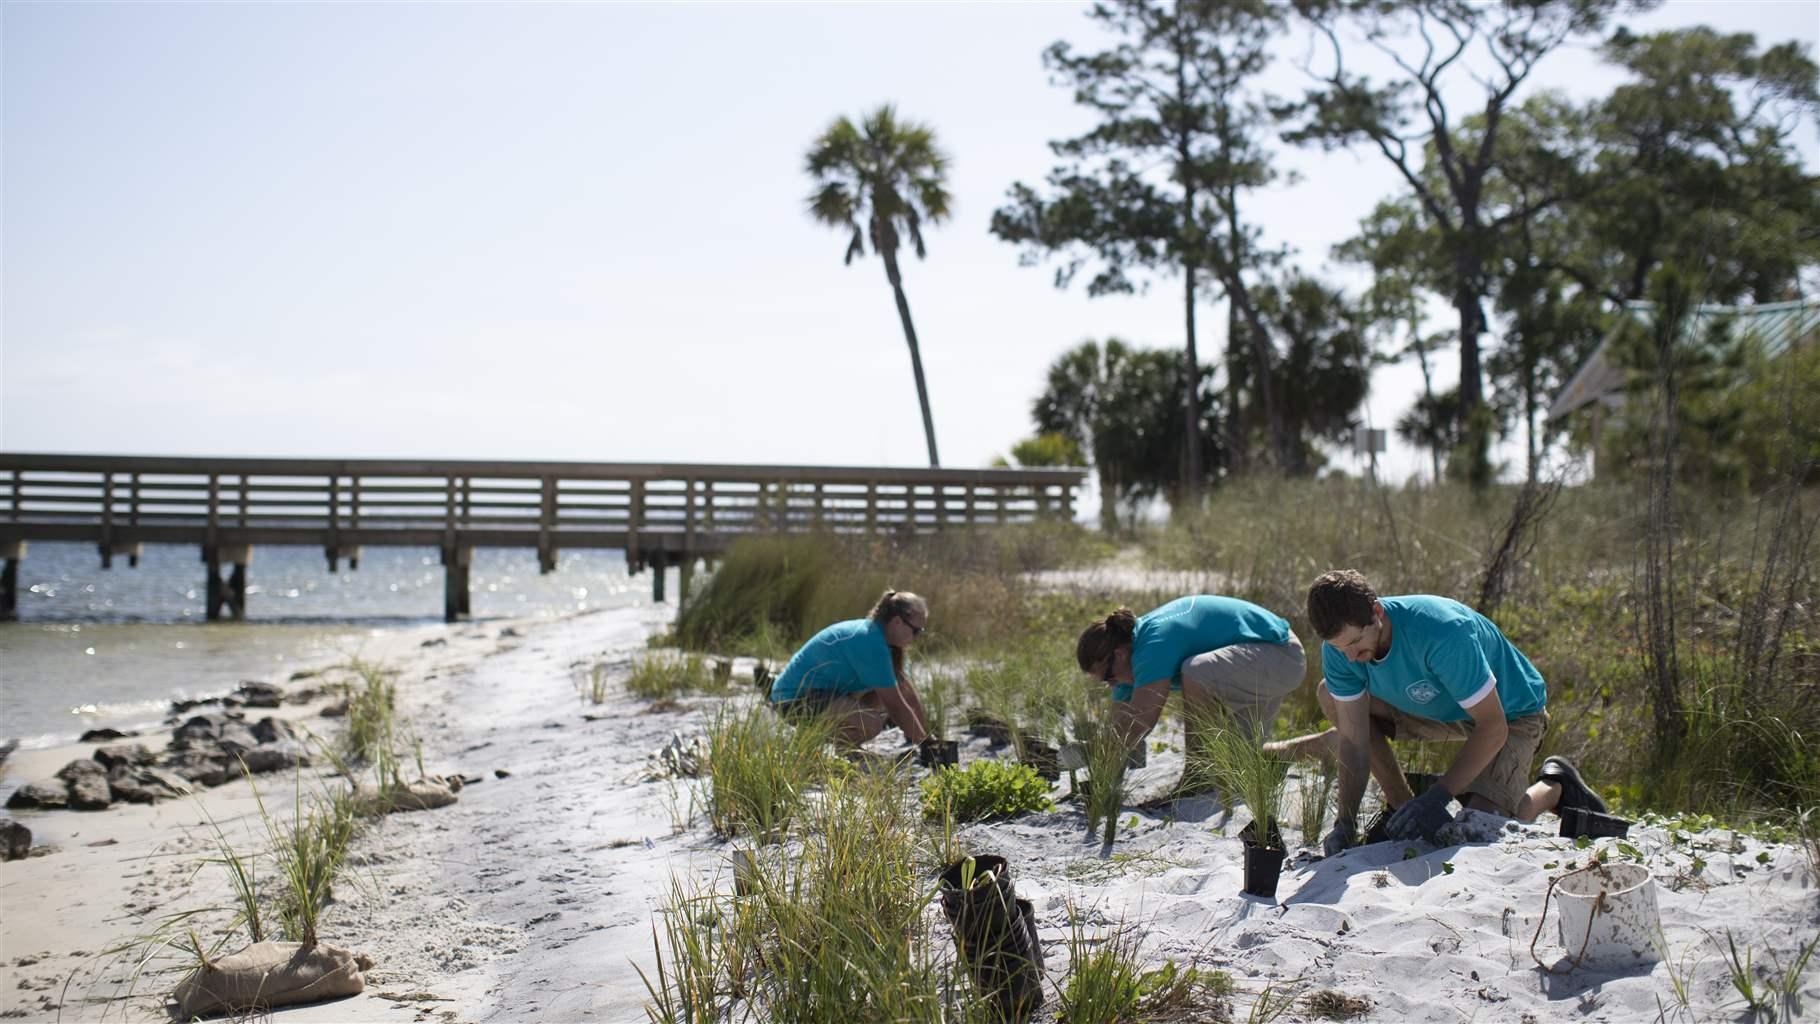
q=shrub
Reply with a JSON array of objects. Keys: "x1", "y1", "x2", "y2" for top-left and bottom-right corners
[{"x1": 919, "y1": 759, "x2": 1054, "y2": 823}]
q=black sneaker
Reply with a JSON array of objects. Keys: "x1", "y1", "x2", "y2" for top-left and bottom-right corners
[{"x1": 1538, "y1": 756, "x2": 1607, "y2": 815}]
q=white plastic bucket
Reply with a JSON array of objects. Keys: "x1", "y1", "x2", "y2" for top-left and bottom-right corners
[{"x1": 1555, "y1": 862, "x2": 1660, "y2": 965}]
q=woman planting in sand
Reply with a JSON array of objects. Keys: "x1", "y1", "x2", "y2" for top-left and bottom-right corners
[
  {"x1": 1075, "y1": 595, "x2": 1306, "y2": 791},
  {"x1": 767, "y1": 589, "x2": 944, "y2": 763}
]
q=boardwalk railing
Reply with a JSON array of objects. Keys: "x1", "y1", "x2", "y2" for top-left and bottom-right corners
[{"x1": 0, "y1": 454, "x2": 1086, "y2": 620}]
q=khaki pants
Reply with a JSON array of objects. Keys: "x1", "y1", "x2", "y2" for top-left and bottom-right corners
[
  {"x1": 1374, "y1": 705, "x2": 1550, "y2": 816},
  {"x1": 1178, "y1": 632, "x2": 1307, "y2": 741}
]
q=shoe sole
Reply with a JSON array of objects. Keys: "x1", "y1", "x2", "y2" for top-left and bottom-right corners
[{"x1": 1539, "y1": 757, "x2": 1607, "y2": 814}]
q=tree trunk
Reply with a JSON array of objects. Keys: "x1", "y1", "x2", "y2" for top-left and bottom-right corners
[
  {"x1": 1225, "y1": 299, "x2": 1248, "y2": 473},
  {"x1": 1182, "y1": 262, "x2": 1203, "y2": 501},
  {"x1": 1410, "y1": 328, "x2": 1441, "y2": 484},
  {"x1": 881, "y1": 249, "x2": 941, "y2": 467},
  {"x1": 1454, "y1": 284, "x2": 1491, "y2": 489},
  {"x1": 1175, "y1": 30, "x2": 1203, "y2": 503}
]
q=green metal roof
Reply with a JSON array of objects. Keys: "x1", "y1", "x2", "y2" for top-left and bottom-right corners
[{"x1": 1546, "y1": 297, "x2": 1819, "y2": 422}]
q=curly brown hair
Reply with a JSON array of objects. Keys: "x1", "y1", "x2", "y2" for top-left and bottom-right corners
[{"x1": 1306, "y1": 569, "x2": 1379, "y2": 640}]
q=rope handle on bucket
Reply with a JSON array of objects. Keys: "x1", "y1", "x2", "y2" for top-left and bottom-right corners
[{"x1": 1529, "y1": 865, "x2": 1608, "y2": 974}]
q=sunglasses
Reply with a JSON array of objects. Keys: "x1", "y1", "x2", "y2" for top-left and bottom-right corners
[{"x1": 901, "y1": 616, "x2": 925, "y2": 637}]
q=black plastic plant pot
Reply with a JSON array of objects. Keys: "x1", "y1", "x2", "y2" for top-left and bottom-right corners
[
  {"x1": 1242, "y1": 843, "x2": 1287, "y2": 898},
  {"x1": 966, "y1": 712, "x2": 1014, "y2": 747},
  {"x1": 938, "y1": 855, "x2": 1014, "y2": 919},
  {"x1": 932, "y1": 740, "x2": 960, "y2": 768},
  {"x1": 1019, "y1": 739, "x2": 1061, "y2": 782},
  {"x1": 1559, "y1": 806, "x2": 1633, "y2": 840},
  {"x1": 1238, "y1": 817, "x2": 1285, "y2": 851},
  {"x1": 1361, "y1": 808, "x2": 1392, "y2": 845},
  {"x1": 936, "y1": 857, "x2": 1044, "y2": 1023}
]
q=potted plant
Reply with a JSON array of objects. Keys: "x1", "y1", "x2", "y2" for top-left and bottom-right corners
[
  {"x1": 1202, "y1": 719, "x2": 1291, "y2": 899},
  {"x1": 937, "y1": 855, "x2": 1045, "y2": 1022}
]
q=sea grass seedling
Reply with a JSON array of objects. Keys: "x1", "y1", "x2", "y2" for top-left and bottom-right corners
[{"x1": 1201, "y1": 714, "x2": 1290, "y2": 848}]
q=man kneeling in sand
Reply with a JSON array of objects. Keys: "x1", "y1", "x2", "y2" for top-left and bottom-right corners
[{"x1": 1267, "y1": 570, "x2": 1605, "y2": 855}]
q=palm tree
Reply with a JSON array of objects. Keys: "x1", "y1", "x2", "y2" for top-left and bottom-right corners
[{"x1": 804, "y1": 106, "x2": 951, "y2": 467}]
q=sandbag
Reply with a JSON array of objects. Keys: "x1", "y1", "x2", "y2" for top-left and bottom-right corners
[
  {"x1": 357, "y1": 778, "x2": 458, "y2": 815},
  {"x1": 171, "y1": 941, "x2": 371, "y2": 1018}
]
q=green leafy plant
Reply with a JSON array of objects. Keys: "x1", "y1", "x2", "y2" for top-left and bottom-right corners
[{"x1": 918, "y1": 758, "x2": 1054, "y2": 823}]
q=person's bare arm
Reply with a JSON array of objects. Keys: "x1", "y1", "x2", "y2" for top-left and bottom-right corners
[
  {"x1": 1440, "y1": 688, "x2": 1508, "y2": 798},
  {"x1": 874, "y1": 683, "x2": 929, "y2": 744},
  {"x1": 1114, "y1": 681, "x2": 1169, "y2": 748},
  {"x1": 1332, "y1": 690, "x2": 1372, "y2": 826},
  {"x1": 894, "y1": 671, "x2": 932, "y2": 738}
]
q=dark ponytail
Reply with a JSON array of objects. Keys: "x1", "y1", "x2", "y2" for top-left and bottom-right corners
[{"x1": 1076, "y1": 607, "x2": 1137, "y2": 672}]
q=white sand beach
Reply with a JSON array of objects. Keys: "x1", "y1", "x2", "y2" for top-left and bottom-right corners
[{"x1": 4, "y1": 606, "x2": 1817, "y2": 1022}]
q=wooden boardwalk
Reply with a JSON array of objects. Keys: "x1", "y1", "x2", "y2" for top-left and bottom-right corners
[{"x1": 0, "y1": 454, "x2": 1085, "y2": 621}]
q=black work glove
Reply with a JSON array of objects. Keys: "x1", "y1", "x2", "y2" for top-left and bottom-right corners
[
  {"x1": 1385, "y1": 783, "x2": 1454, "y2": 843},
  {"x1": 1322, "y1": 817, "x2": 1357, "y2": 857}
]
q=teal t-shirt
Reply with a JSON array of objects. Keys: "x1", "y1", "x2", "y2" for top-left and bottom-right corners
[
  {"x1": 1111, "y1": 595, "x2": 1294, "y2": 703},
  {"x1": 1321, "y1": 595, "x2": 1546, "y2": 722},
  {"x1": 768, "y1": 619, "x2": 897, "y2": 702}
]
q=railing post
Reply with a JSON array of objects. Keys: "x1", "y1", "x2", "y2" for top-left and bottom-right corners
[
  {"x1": 866, "y1": 482, "x2": 877, "y2": 533},
  {"x1": 100, "y1": 473, "x2": 115, "y2": 568},
  {"x1": 627, "y1": 477, "x2": 644, "y2": 576},
  {"x1": 327, "y1": 475, "x2": 341, "y2": 571},
  {"x1": 538, "y1": 475, "x2": 556, "y2": 574}
]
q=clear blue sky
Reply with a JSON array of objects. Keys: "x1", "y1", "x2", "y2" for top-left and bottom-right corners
[{"x1": 3, "y1": 1, "x2": 1814, "y2": 481}]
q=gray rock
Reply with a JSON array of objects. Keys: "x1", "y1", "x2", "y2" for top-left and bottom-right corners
[
  {"x1": 109, "y1": 767, "x2": 194, "y2": 804},
  {"x1": 0, "y1": 737, "x2": 17, "y2": 769},
  {"x1": 250, "y1": 717, "x2": 297, "y2": 745},
  {"x1": 215, "y1": 724, "x2": 261, "y2": 756},
  {"x1": 56, "y1": 761, "x2": 112, "y2": 810},
  {"x1": 57, "y1": 759, "x2": 107, "y2": 784},
  {"x1": 94, "y1": 743, "x2": 156, "y2": 773},
  {"x1": 0, "y1": 818, "x2": 30, "y2": 860},
  {"x1": 240, "y1": 740, "x2": 306, "y2": 775},
  {"x1": 78, "y1": 727, "x2": 137, "y2": 742},
  {"x1": 232, "y1": 681, "x2": 284, "y2": 708},
  {"x1": 172, "y1": 714, "x2": 232, "y2": 745},
  {"x1": 5, "y1": 781, "x2": 69, "y2": 810},
  {"x1": 162, "y1": 749, "x2": 233, "y2": 787}
]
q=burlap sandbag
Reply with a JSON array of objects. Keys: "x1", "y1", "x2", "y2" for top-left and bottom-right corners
[
  {"x1": 356, "y1": 778, "x2": 458, "y2": 815},
  {"x1": 172, "y1": 941, "x2": 372, "y2": 1018}
]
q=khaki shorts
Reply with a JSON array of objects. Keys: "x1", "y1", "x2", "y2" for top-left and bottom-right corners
[
  {"x1": 1373, "y1": 706, "x2": 1550, "y2": 816},
  {"x1": 769, "y1": 689, "x2": 839, "y2": 724},
  {"x1": 1178, "y1": 632, "x2": 1307, "y2": 741}
]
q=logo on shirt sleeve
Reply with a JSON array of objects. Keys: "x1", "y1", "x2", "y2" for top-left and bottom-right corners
[{"x1": 1405, "y1": 680, "x2": 1441, "y2": 705}]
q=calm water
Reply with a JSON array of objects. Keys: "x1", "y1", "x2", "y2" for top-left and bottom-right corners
[{"x1": 0, "y1": 542, "x2": 664, "y2": 748}]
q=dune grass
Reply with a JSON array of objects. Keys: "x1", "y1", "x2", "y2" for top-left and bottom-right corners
[
  {"x1": 625, "y1": 652, "x2": 726, "y2": 701},
  {"x1": 642, "y1": 763, "x2": 992, "y2": 1023},
  {"x1": 702, "y1": 706, "x2": 836, "y2": 841}
]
